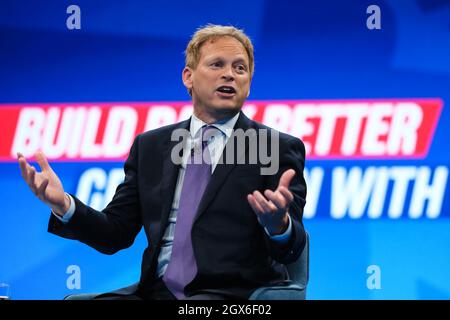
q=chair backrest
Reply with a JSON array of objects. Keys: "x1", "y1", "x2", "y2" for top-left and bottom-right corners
[
  {"x1": 286, "y1": 231, "x2": 309, "y2": 289},
  {"x1": 248, "y1": 231, "x2": 310, "y2": 300}
]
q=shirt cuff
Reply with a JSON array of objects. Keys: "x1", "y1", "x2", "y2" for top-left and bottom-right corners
[
  {"x1": 265, "y1": 215, "x2": 293, "y2": 244},
  {"x1": 51, "y1": 193, "x2": 75, "y2": 224}
]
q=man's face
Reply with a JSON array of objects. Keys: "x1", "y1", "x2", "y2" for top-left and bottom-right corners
[{"x1": 183, "y1": 36, "x2": 252, "y2": 121}]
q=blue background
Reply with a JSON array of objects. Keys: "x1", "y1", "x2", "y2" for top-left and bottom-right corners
[{"x1": 1, "y1": 0, "x2": 450, "y2": 299}]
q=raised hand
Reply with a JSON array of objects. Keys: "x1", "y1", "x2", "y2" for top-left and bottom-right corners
[
  {"x1": 17, "y1": 151, "x2": 70, "y2": 216},
  {"x1": 247, "y1": 169, "x2": 295, "y2": 235}
]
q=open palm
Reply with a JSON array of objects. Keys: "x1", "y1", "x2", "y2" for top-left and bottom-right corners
[{"x1": 18, "y1": 151, "x2": 68, "y2": 214}]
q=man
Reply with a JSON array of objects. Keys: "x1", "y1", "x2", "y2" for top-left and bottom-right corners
[{"x1": 17, "y1": 24, "x2": 307, "y2": 300}]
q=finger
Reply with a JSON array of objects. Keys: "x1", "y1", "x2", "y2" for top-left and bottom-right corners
[
  {"x1": 35, "y1": 151, "x2": 51, "y2": 172},
  {"x1": 278, "y1": 169, "x2": 295, "y2": 189},
  {"x1": 278, "y1": 186, "x2": 294, "y2": 203},
  {"x1": 247, "y1": 194, "x2": 264, "y2": 214},
  {"x1": 36, "y1": 178, "x2": 49, "y2": 199},
  {"x1": 253, "y1": 190, "x2": 277, "y2": 213},
  {"x1": 264, "y1": 189, "x2": 286, "y2": 210},
  {"x1": 29, "y1": 166, "x2": 38, "y2": 193},
  {"x1": 19, "y1": 157, "x2": 37, "y2": 188},
  {"x1": 18, "y1": 156, "x2": 29, "y2": 180}
]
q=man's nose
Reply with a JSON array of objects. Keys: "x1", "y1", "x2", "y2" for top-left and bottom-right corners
[{"x1": 221, "y1": 66, "x2": 235, "y2": 81}]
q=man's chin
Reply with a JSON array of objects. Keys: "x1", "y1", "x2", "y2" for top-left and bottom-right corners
[
  {"x1": 212, "y1": 104, "x2": 242, "y2": 116},
  {"x1": 214, "y1": 99, "x2": 245, "y2": 111}
]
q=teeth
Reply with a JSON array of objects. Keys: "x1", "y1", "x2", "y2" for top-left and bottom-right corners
[{"x1": 218, "y1": 87, "x2": 235, "y2": 93}]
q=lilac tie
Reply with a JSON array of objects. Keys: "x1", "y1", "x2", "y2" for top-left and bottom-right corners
[{"x1": 163, "y1": 125, "x2": 218, "y2": 299}]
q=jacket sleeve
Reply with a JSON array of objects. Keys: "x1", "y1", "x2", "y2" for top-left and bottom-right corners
[
  {"x1": 48, "y1": 135, "x2": 143, "y2": 254},
  {"x1": 264, "y1": 136, "x2": 307, "y2": 264}
]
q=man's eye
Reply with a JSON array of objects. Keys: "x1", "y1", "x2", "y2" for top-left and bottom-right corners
[
  {"x1": 211, "y1": 62, "x2": 222, "y2": 68},
  {"x1": 236, "y1": 65, "x2": 247, "y2": 72}
]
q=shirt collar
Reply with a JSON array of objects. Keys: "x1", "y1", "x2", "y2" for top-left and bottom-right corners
[{"x1": 190, "y1": 112, "x2": 240, "y2": 139}]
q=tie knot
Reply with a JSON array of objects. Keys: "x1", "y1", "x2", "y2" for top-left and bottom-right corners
[{"x1": 201, "y1": 125, "x2": 220, "y2": 147}]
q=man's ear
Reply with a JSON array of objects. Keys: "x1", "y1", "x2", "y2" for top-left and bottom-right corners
[{"x1": 182, "y1": 67, "x2": 193, "y2": 93}]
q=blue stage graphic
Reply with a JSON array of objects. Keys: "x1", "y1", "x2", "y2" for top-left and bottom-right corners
[{"x1": 1, "y1": 0, "x2": 449, "y2": 299}]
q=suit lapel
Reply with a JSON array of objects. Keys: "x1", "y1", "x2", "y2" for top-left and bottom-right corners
[{"x1": 195, "y1": 111, "x2": 254, "y2": 219}]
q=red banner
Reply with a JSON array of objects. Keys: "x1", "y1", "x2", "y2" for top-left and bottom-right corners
[{"x1": 0, "y1": 99, "x2": 442, "y2": 161}]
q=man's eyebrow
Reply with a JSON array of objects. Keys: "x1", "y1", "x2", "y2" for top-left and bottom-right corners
[
  {"x1": 204, "y1": 56, "x2": 248, "y2": 66},
  {"x1": 204, "y1": 56, "x2": 223, "y2": 62}
]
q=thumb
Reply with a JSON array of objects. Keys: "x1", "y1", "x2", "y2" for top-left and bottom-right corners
[
  {"x1": 35, "y1": 151, "x2": 51, "y2": 172},
  {"x1": 278, "y1": 169, "x2": 295, "y2": 189}
]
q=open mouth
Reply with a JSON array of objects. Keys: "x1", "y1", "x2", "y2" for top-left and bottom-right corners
[{"x1": 216, "y1": 86, "x2": 236, "y2": 95}]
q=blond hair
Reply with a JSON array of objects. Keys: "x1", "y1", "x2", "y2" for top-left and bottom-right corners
[{"x1": 185, "y1": 24, "x2": 254, "y2": 77}]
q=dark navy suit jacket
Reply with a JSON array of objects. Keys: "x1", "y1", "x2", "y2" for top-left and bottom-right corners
[{"x1": 48, "y1": 111, "x2": 307, "y2": 299}]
